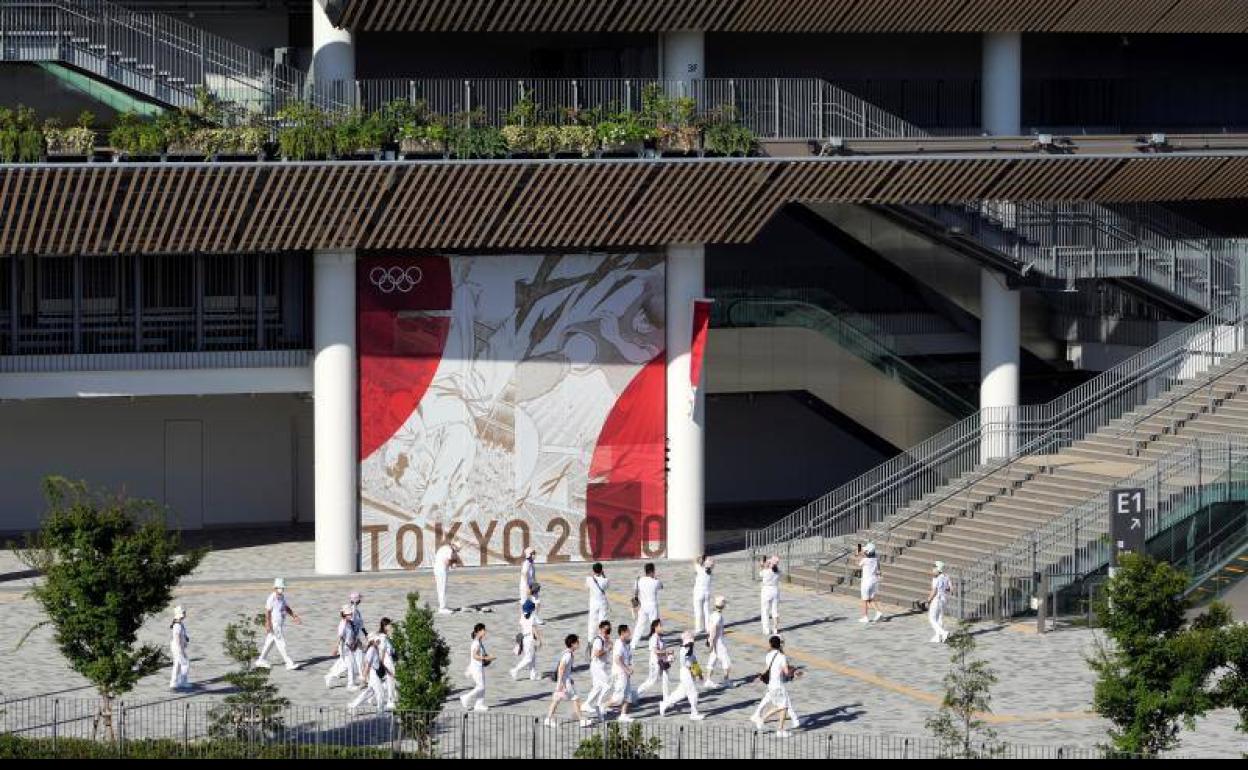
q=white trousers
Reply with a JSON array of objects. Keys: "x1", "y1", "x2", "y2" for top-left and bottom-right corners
[
  {"x1": 169, "y1": 650, "x2": 190, "y2": 689},
  {"x1": 692, "y1": 592, "x2": 711, "y2": 634},
  {"x1": 760, "y1": 589, "x2": 780, "y2": 635},
  {"x1": 637, "y1": 659, "x2": 670, "y2": 699},
  {"x1": 326, "y1": 646, "x2": 358, "y2": 686},
  {"x1": 434, "y1": 567, "x2": 449, "y2": 610},
  {"x1": 460, "y1": 668, "x2": 486, "y2": 709},
  {"x1": 753, "y1": 687, "x2": 800, "y2": 728},
  {"x1": 584, "y1": 671, "x2": 611, "y2": 713},
  {"x1": 632, "y1": 606, "x2": 658, "y2": 650},
  {"x1": 929, "y1": 599, "x2": 947, "y2": 637},
  {"x1": 350, "y1": 669, "x2": 387, "y2": 713},
  {"x1": 706, "y1": 640, "x2": 732, "y2": 680},
  {"x1": 510, "y1": 635, "x2": 538, "y2": 679},
  {"x1": 258, "y1": 626, "x2": 295, "y2": 667},
  {"x1": 586, "y1": 603, "x2": 608, "y2": 650},
  {"x1": 662, "y1": 670, "x2": 701, "y2": 716}
]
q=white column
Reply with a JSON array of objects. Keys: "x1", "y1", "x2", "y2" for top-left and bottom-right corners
[
  {"x1": 314, "y1": 249, "x2": 357, "y2": 575},
  {"x1": 982, "y1": 32, "x2": 1021, "y2": 136},
  {"x1": 660, "y1": 31, "x2": 705, "y2": 83},
  {"x1": 312, "y1": 0, "x2": 355, "y2": 94},
  {"x1": 980, "y1": 269, "x2": 1020, "y2": 460},
  {"x1": 665, "y1": 244, "x2": 706, "y2": 560}
]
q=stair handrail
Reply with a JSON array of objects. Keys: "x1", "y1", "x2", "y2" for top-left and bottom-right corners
[{"x1": 746, "y1": 298, "x2": 1246, "y2": 561}]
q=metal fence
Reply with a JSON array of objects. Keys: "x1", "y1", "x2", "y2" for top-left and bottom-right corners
[
  {"x1": 0, "y1": 698, "x2": 1141, "y2": 759},
  {"x1": 746, "y1": 299, "x2": 1248, "y2": 564}
]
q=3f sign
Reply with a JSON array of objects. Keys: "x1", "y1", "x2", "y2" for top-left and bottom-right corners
[{"x1": 1110, "y1": 487, "x2": 1147, "y2": 566}]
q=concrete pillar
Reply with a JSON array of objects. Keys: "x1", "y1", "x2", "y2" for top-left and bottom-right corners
[
  {"x1": 665, "y1": 244, "x2": 706, "y2": 560},
  {"x1": 314, "y1": 249, "x2": 357, "y2": 575},
  {"x1": 980, "y1": 269, "x2": 1020, "y2": 460},
  {"x1": 982, "y1": 32, "x2": 1021, "y2": 136},
  {"x1": 660, "y1": 31, "x2": 705, "y2": 84},
  {"x1": 312, "y1": 0, "x2": 354, "y2": 98}
]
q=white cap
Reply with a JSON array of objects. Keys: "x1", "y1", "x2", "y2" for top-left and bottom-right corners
[
  {"x1": 340, "y1": 604, "x2": 353, "y2": 616},
  {"x1": 864, "y1": 542, "x2": 876, "y2": 555},
  {"x1": 524, "y1": 547, "x2": 537, "y2": 558},
  {"x1": 349, "y1": 591, "x2": 362, "y2": 603},
  {"x1": 704, "y1": 557, "x2": 715, "y2": 569},
  {"x1": 172, "y1": 605, "x2": 186, "y2": 620},
  {"x1": 681, "y1": 630, "x2": 695, "y2": 645},
  {"x1": 934, "y1": 561, "x2": 945, "y2": 573},
  {"x1": 273, "y1": 577, "x2": 286, "y2": 589},
  {"x1": 713, "y1": 595, "x2": 727, "y2": 608}
]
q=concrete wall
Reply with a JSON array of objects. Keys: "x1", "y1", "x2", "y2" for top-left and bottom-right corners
[
  {"x1": 0, "y1": 394, "x2": 312, "y2": 534},
  {"x1": 705, "y1": 391, "x2": 891, "y2": 506}
]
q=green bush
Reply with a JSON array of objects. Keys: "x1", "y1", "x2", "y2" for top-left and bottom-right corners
[
  {"x1": 573, "y1": 722, "x2": 661, "y2": 759},
  {"x1": 276, "y1": 102, "x2": 334, "y2": 161},
  {"x1": 448, "y1": 124, "x2": 507, "y2": 159},
  {"x1": 108, "y1": 112, "x2": 166, "y2": 156},
  {"x1": 0, "y1": 106, "x2": 45, "y2": 162},
  {"x1": 391, "y1": 592, "x2": 451, "y2": 753},
  {"x1": 208, "y1": 613, "x2": 289, "y2": 742}
]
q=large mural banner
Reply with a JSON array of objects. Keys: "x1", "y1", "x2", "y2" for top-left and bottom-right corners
[{"x1": 358, "y1": 253, "x2": 667, "y2": 570}]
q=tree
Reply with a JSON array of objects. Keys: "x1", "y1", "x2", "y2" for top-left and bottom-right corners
[
  {"x1": 573, "y1": 722, "x2": 662, "y2": 759},
  {"x1": 1088, "y1": 552, "x2": 1229, "y2": 755},
  {"x1": 924, "y1": 622, "x2": 1005, "y2": 758},
  {"x1": 209, "y1": 613, "x2": 290, "y2": 742},
  {"x1": 1212, "y1": 619, "x2": 1248, "y2": 753},
  {"x1": 390, "y1": 591, "x2": 451, "y2": 752},
  {"x1": 15, "y1": 477, "x2": 205, "y2": 740}
]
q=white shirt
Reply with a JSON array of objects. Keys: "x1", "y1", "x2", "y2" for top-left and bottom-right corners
[
  {"x1": 520, "y1": 559, "x2": 536, "y2": 594},
  {"x1": 171, "y1": 621, "x2": 188, "y2": 653},
  {"x1": 637, "y1": 575, "x2": 662, "y2": 611},
  {"x1": 707, "y1": 611, "x2": 725, "y2": 646},
  {"x1": 676, "y1": 644, "x2": 696, "y2": 674},
  {"x1": 693, "y1": 565, "x2": 712, "y2": 597},
  {"x1": 363, "y1": 643, "x2": 382, "y2": 676},
  {"x1": 468, "y1": 638, "x2": 485, "y2": 674},
  {"x1": 932, "y1": 573, "x2": 952, "y2": 602},
  {"x1": 519, "y1": 615, "x2": 536, "y2": 640},
  {"x1": 337, "y1": 618, "x2": 353, "y2": 649},
  {"x1": 760, "y1": 567, "x2": 781, "y2": 592},
  {"x1": 586, "y1": 575, "x2": 609, "y2": 607},
  {"x1": 766, "y1": 651, "x2": 789, "y2": 690},
  {"x1": 612, "y1": 638, "x2": 632, "y2": 676},
  {"x1": 265, "y1": 592, "x2": 288, "y2": 628},
  {"x1": 434, "y1": 545, "x2": 455, "y2": 571},
  {"x1": 590, "y1": 636, "x2": 610, "y2": 678},
  {"x1": 861, "y1": 556, "x2": 880, "y2": 584},
  {"x1": 647, "y1": 631, "x2": 665, "y2": 663},
  {"x1": 351, "y1": 606, "x2": 365, "y2": 641},
  {"x1": 557, "y1": 650, "x2": 575, "y2": 686}
]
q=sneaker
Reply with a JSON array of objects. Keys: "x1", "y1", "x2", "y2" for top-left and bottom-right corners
[
  {"x1": 750, "y1": 714, "x2": 765, "y2": 730},
  {"x1": 857, "y1": 616, "x2": 870, "y2": 624},
  {"x1": 618, "y1": 714, "x2": 634, "y2": 723},
  {"x1": 438, "y1": 608, "x2": 454, "y2": 615},
  {"x1": 940, "y1": 632, "x2": 949, "y2": 643},
  {"x1": 689, "y1": 713, "x2": 705, "y2": 721},
  {"x1": 460, "y1": 696, "x2": 472, "y2": 711},
  {"x1": 474, "y1": 702, "x2": 489, "y2": 713},
  {"x1": 346, "y1": 685, "x2": 361, "y2": 693},
  {"x1": 323, "y1": 676, "x2": 334, "y2": 688},
  {"x1": 529, "y1": 672, "x2": 540, "y2": 681},
  {"x1": 702, "y1": 679, "x2": 715, "y2": 689},
  {"x1": 579, "y1": 719, "x2": 594, "y2": 728},
  {"x1": 285, "y1": 663, "x2": 300, "y2": 671},
  {"x1": 253, "y1": 659, "x2": 271, "y2": 669},
  {"x1": 872, "y1": 610, "x2": 884, "y2": 622},
  {"x1": 658, "y1": 700, "x2": 668, "y2": 717},
  {"x1": 929, "y1": 635, "x2": 942, "y2": 643},
  {"x1": 544, "y1": 718, "x2": 557, "y2": 728},
  {"x1": 510, "y1": 670, "x2": 521, "y2": 681},
  {"x1": 776, "y1": 730, "x2": 791, "y2": 739}
]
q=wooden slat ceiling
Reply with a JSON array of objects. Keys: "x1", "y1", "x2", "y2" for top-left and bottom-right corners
[
  {"x1": 330, "y1": 0, "x2": 1248, "y2": 33},
  {"x1": 4, "y1": 154, "x2": 1248, "y2": 256}
]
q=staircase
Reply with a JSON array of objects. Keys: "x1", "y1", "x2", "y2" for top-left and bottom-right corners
[
  {"x1": 749, "y1": 301, "x2": 1248, "y2": 612},
  {"x1": 0, "y1": 0, "x2": 329, "y2": 117}
]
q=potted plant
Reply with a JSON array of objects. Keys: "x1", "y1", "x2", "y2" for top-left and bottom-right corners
[
  {"x1": 596, "y1": 111, "x2": 648, "y2": 157},
  {"x1": 44, "y1": 110, "x2": 96, "y2": 160},
  {"x1": 159, "y1": 110, "x2": 200, "y2": 159},
  {"x1": 276, "y1": 102, "x2": 334, "y2": 161},
  {"x1": 501, "y1": 95, "x2": 540, "y2": 156},
  {"x1": 332, "y1": 109, "x2": 390, "y2": 159},
  {"x1": 398, "y1": 121, "x2": 448, "y2": 157},
  {"x1": 557, "y1": 124, "x2": 598, "y2": 158},
  {"x1": 188, "y1": 124, "x2": 268, "y2": 160},
  {"x1": 0, "y1": 106, "x2": 46, "y2": 163},
  {"x1": 108, "y1": 111, "x2": 166, "y2": 161},
  {"x1": 448, "y1": 109, "x2": 506, "y2": 159},
  {"x1": 656, "y1": 95, "x2": 702, "y2": 155},
  {"x1": 703, "y1": 105, "x2": 756, "y2": 157}
]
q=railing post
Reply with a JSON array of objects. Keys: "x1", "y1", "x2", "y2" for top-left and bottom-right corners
[
  {"x1": 1037, "y1": 572, "x2": 1049, "y2": 634},
  {"x1": 677, "y1": 725, "x2": 684, "y2": 759},
  {"x1": 773, "y1": 77, "x2": 780, "y2": 139},
  {"x1": 531, "y1": 716, "x2": 538, "y2": 758},
  {"x1": 53, "y1": 699, "x2": 59, "y2": 755},
  {"x1": 409, "y1": 79, "x2": 416, "y2": 106},
  {"x1": 992, "y1": 562, "x2": 1002, "y2": 621},
  {"x1": 183, "y1": 702, "x2": 189, "y2": 756},
  {"x1": 816, "y1": 83, "x2": 824, "y2": 138},
  {"x1": 464, "y1": 80, "x2": 472, "y2": 124},
  {"x1": 572, "y1": 79, "x2": 579, "y2": 113},
  {"x1": 460, "y1": 712, "x2": 468, "y2": 759},
  {"x1": 624, "y1": 79, "x2": 632, "y2": 112}
]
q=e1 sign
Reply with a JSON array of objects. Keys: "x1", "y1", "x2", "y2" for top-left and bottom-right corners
[{"x1": 1110, "y1": 488, "x2": 1146, "y2": 566}]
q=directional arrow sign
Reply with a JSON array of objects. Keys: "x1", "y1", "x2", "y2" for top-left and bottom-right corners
[{"x1": 1110, "y1": 488, "x2": 1147, "y2": 566}]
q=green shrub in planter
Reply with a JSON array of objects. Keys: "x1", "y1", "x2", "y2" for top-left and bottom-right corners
[
  {"x1": 332, "y1": 109, "x2": 390, "y2": 156},
  {"x1": 448, "y1": 124, "x2": 507, "y2": 159},
  {"x1": 157, "y1": 110, "x2": 196, "y2": 153},
  {"x1": 108, "y1": 111, "x2": 166, "y2": 157},
  {"x1": 558, "y1": 124, "x2": 598, "y2": 157},
  {"x1": 44, "y1": 111, "x2": 96, "y2": 156},
  {"x1": 596, "y1": 114, "x2": 649, "y2": 155},
  {"x1": 399, "y1": 122, "x2": 447, "y2": 155},
  {"x1": 703, "y1": 121, "x2": 756, "y2": 157},
  {"x1": 276, "y1": 102, "x2": 334, "y2": 161},
  {"x1": 189, "y1": 126, "x2": 267, "y2": 157},
  {"x1": 0, "y1": 105, "x2": 45, "y2": 162},
  {"x1": 501, "y1": 124, "x2": 538, "y2": 154},
  {"x1": 573, "y1": 722, "x2": 662, "y2": 759}
]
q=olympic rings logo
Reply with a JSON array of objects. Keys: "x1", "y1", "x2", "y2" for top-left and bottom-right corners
[{"x1": 369, "y1": 266, "x2": 423, "y2": 294}]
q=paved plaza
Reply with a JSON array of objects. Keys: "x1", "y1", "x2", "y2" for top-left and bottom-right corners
[{"x1": 0, "y1": 533, "x2": 1242, "y2": 757}]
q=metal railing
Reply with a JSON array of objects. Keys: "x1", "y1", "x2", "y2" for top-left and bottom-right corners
[
  {"x1": 910, "y1": 200, "x2": 1248, "y2": 312},
  {"x1": 0, "y1": 0, "x2": 331, "y2": 117},
  {"x1": 343, "y1": 77, "x2": 924, "y2": 140},
  {"x1": 715, "y1": 297, "x2": 974, "y2": 417},
  {"x1": 0, "y1": 698, "x2": 1161, "y2": 759},
  {"x1": 746, "y1": 299, "x2": 1248, "y2": 563},
  {"x1": 956, "y1": 435, "x2": 1248, "y2": 620}
]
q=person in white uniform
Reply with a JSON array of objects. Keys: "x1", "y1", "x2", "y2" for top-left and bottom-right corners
[
  {"x1": 168, "y1": 606, "x2": 190, "y2": 691},
  {"x1": 691, "y1": 556, "x2": 714, "y2": 635},
  {"x1": 636, "y1": 618, "x2": 671, "y2": 700},
  {"x1": 348, "y1": 592, "x2": 367, "y2": 679},
  {"x1": 608, "y1": 625, "x2": 637, "y2": 722},
  {"x1": 659, "y1": 631, "x2": 705, "y2": 720},
  {"x1": 255, "y1": 577, "x2": 301, "y2": 670},
  {"x1": 519, "y1": 547, "x2": 542, "y2": 624},
  {"x1": 759, "y1": 556, "x2": 782, "y2": 636},
  {"x1": 583, "y1": 621, "x2": 614, "y2": 720},
  {"x1": 859, "y1": 543, "x2": 884, "y2": 623},
  {"x1": 703, "y1": 595, "x2": 733, "y2": 688},
  {"x1": 510, "y1": 599, "x2": 543, "y2": 681},
  {"x1": 927, "y1": 561, "x2": 953, "y2": 643},
  {"x1": 585, "y1": 562, "x2": 610, "y2": 654},
  {"x1": 544, "y1": 634, "x2": 594, "y2": 728},
  {"x1": 348, "y1": 636, "x2": 390, "y2": 715},
  {"x1": 377, "y1": 617, "x2": 397, "y2": 709},
  {"x1": 325, "y1": 603, "x2": 360, "y2": 690},
  {"x1": 460, "y1": 623, "x2": 494, "y2": 712},
  {"x1": 750, "y1": 635, "x2": 804, "y2": 737},
  {"x1": 631, "y1": 563, "x2": 662, "y2": 651},
  {"x1": 433, "y1": 542, "x2": 463, "y2": 614}
]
